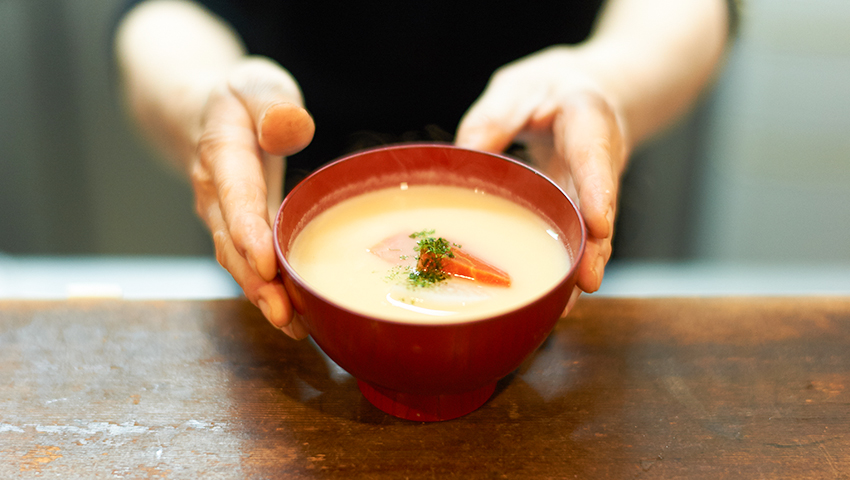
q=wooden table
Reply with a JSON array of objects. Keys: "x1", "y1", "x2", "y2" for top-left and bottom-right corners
[{"x1": 1, "y1": 297, "x2": 848, "y2": 478}]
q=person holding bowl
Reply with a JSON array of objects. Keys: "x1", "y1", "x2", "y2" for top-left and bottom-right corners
[{"x1": 114, "y1": 0, "x2": 735, "y2": 338}]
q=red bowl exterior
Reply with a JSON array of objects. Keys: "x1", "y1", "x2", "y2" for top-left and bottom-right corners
[{"x1": 273, "y1": 144, "x2": 585, "y2": 396}]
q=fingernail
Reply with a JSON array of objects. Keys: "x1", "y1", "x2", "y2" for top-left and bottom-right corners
[
  {"x1": 258, "y1": 298, "x2": 275, "y2": 324},
  {"x1": 290, "y1": 314, "x2": 309, "y2": 339},
  {"x1": 594, "y1": 254, "x2": 606, "y2": 289},
  {"x1": 605, "y1": 207, "x2": 615, "y2": 235},
  {"x1": 279, "y1": 323, "x2": 297, "y2": 339}
]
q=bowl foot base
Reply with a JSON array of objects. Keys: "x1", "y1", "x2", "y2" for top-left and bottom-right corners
[{"x1": 357, "y1": 380, "x2": 496, "y2": 422}]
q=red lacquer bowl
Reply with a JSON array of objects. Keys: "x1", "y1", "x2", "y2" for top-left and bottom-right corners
[{"x1": 273, "y1": 144, "x2": 586, "y2": 421}]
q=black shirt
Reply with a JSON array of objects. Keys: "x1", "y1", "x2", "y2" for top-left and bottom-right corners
[{"x1": 121, "y1": 1, "x2": 604, "y2": 183}]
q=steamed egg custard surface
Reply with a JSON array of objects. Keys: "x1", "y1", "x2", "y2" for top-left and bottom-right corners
[{"x1": 288, "y1": 185, "x2": 571, "y2": 323}]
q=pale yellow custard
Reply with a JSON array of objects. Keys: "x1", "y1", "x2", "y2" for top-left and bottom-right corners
[{"x1": 288, "y1": 184, "x2": 571, "y2": 323}]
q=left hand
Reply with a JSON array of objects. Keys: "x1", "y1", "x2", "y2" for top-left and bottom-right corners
[{"x1": 455, "y1": 46, "x2": 630, "y2": 300}]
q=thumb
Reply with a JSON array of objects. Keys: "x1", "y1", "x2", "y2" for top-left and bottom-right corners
[{"x1": 227, "y1": 56, "x2": 315, "y2": 156}]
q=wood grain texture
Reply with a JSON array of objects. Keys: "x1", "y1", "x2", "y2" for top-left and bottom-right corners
[{"x1": 1, "y1": 297, "x2": 849, "y2": 478}]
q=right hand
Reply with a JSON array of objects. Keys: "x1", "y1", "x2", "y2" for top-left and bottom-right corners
[
  {"x1": 191, "y1": 56, "x2": 315, "y2": 339},
  {"x1": 455, "y1": 47, "x2": 629, "y2": 310}
]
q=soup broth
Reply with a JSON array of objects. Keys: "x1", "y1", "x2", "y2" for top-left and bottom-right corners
[{"x1": 288, "y1": 184, "x2": 571, "y2": 323}]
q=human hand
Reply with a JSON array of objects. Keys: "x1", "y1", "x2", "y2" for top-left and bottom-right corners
[
  {"x1": 455, "y1": 46, "x2": 629, "y2": 304},
  {"x1": 191, "y1": 56, "x2": 315, "y2": 338}
]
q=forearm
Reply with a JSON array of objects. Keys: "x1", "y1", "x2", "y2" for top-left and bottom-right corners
[
  {"x1": 114, "y1": 0, "x2": 245, "y2": 173},
  {"x1": 578, "y1": 0, "x2": 730, "y2": 149}
]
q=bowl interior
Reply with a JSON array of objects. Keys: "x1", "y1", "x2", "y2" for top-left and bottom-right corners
[{"x1": 274, "y1": 143, "x2": 586, "y2": 317}]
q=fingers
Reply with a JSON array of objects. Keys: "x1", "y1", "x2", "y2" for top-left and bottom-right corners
[
  {"x1": 206, "y1": 200, "x2": 300, "y2": 338},
  {"x1": 280, "y1": 314, "x2": 310, "y2": 340},
  {"x1": 555, "y1": 95, "x2": 625, "y2": 293},
  {"x1": 193, "y1": 79, "x2": 300, "y2": 336},
  {"x1": 198, "y1": 88, "x2": 279, "y2": 282},
  {"x1": 191, "y1": 57, "x2": 316, "y2": 336},
  {"x1": 227, "y1": 56, "x2": 315, "y2": 156},
  {"x1": 262, "y1": 151, "x2": 284, "y2": 223},
  {"x1": 457, "y1": 66, "x2": 623, "y2": 294},
  {"x1": 194, "y1": 137, "x2": 298, "y2": 336},
  {"x1": 556, "y1": 95, "x2": 622, "y2": 241},
  {"x1": 258, "y1": 103, "x2": 315, "y2": 156},
  {"x1": 576, "y1": 233, "x2": 613, "y2": 294}
]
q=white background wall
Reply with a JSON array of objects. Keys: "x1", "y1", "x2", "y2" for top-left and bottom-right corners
[
  {"x1": 692, "y1": 0, "x2": 850, "y2": 262},
  {"x1": 0, "y1": 0, "x2": 210, "y2": 255}
]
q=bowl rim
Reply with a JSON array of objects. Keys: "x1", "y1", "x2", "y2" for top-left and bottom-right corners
[{"x1": 272, "y1": 142, "x2": 587, "y2": 327}]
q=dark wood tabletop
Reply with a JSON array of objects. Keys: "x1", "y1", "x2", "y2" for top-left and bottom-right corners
[{"x1": 1, "y1": 297, "x2": 849, "y2": 479}]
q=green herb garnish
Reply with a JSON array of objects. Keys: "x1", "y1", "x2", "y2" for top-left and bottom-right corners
[
  {"x1": 406, "y1": 229, "x2": 455, "y2": 287},
  {"x1": 409, "y1": 229, "x2": 436, "y2": 239}
]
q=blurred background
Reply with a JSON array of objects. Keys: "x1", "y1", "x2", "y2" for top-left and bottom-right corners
[{"x1": 1, "y1": 0, "x2": 849, "y2": 267}]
